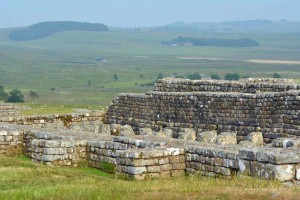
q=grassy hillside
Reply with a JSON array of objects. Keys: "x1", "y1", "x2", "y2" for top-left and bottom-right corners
[
  {"x1": 1, "y1": 27, "x2": 300, "y2": 108},
  {"x1": 0, "y1": 156, "x2": 299, "y2": 200}
]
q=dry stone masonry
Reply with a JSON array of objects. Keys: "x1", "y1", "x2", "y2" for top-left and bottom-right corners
[{"x1": 1, "y1": 78, "x2": 300, "y2": 184}]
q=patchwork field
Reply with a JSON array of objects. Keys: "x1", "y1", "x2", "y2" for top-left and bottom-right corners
[{"x1": 1, "y1": 28, "x2": 300, "y2": 109}]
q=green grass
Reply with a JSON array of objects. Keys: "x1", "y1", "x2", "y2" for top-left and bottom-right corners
[
  {"x1": 0, "y1": 156, "x2": 299, "y2": 200},
  {"x1": 1, "y1": 29, "x2": 300, "y2": 108}
]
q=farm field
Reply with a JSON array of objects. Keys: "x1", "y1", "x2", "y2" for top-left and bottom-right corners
[
  {"x1": 1, "y1": 28, "x2": 300, "y2": 109},
  {"x1": 0, "y1": 156, "x2": 299, "y2": 200}
]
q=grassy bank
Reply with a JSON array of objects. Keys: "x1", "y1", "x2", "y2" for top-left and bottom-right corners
[{"x1": 0, "y1": 156, "x2": 299, "y2": 200}]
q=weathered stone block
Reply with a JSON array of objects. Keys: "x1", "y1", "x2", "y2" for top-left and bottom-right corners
[
  {"x1": 177, "y1": 128, "x2": 196, "y2": 141},
  {"x1": 119, "y1": 125, "x2": 135, "y2": 136},
  {"x1": 216, "y1": 132, "x2": 237, "y2": 145},
  {"x1": 147, "y1": 165, "x2": 161, "y2": 173},
  {"x1": 98, "y1": 124, "x2": 111, "y2": 135},
  {"x1": 139, "y1": 128, "x2": 152, "y2": 136},
  {"x1": 197, "y1": 131, "x2": 217, "y2": 143},
  {"x1": 246, "y1": 132, "x2": 264, "y2": 147}
]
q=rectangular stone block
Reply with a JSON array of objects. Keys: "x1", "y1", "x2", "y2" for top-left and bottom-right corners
[
  {"x1": 160, "y1": 164, "x2": 172, "y2": 171},
  {"x1": 43, "y1": 148, "x2": 67, "y2": 155},
  {"x1": 147, "y1": 166, "x2": 161, "y2": 173}
]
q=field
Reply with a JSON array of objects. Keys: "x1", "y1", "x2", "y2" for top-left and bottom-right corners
[
  {"x1": 0, "y1": 156, "x2": 299, "y2": 200},
  {"x1": 1, "y1": 28, "x2": 300, "y2": 109}
]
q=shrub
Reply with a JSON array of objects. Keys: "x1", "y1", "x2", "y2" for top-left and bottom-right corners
[
  {"x1": 211, "y1": 74, "x2": 221, "y2": 80},
  {"x1": 224, "y1": 73, "x2": 240, "y2": 81},
  {"x1": 273, "y1": 73, "x2": 282, "y2": 78},
  {"x1": 186, "y1": 73, "x2": 201, "y2": 80},
  {"x1": 5, "y1": 89, "x2": 25, "y2": 103}
]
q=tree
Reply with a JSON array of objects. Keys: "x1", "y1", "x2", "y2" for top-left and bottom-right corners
[
  {"x1": 113, "y1": 73, "x2": 118, "y2": 81},
  {"x1": 29, "y1": 90, "x2": 39, "y2": 100},
  {"x1": 211, "y1": 74, "x2": 221, "y2": 80},
  {"x1": 224, "y1": 73, "x2": 240, "y2": 81},
  {"x1": 186, "y1": 73, "x2": 201, "y2": 80},
  {"x1": 5, "y1": 89, "x2": 25, "y2": 103},
  {"x1": 157, "y1": 73, "x2": 164, "y2": 80},
  {"x1": 88, "y1": 80, "x2": 92, "y2": 86},
  {"x1": 0, "y1": 85, "x2": 8, "y2": 101},
  {"x1": 51, "y1": 87, "x2": 56, "y2": 92},
  {"x1": 273, "y1": 73, "x2": 282, "y2": 78}
]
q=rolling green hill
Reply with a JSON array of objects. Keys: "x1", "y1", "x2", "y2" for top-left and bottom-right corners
[
  {"x1": 1, "y1": 23, "x2": 300, "y2": 108},
  {"x1": 9, "y1": 21, "x2": 109, "y2": 41}
]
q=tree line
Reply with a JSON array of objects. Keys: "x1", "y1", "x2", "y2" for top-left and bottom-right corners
[
  {"x1": 161, "y1": 36, "x2": 259, "y2": 47},
  {"x1": 9, "y1": 21, "x2": 109, "y2": 41}
]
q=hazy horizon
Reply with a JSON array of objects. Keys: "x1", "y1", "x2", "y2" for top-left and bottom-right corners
[{"x1": 1, "y1": 0, "x2": 300, "y2": 28}]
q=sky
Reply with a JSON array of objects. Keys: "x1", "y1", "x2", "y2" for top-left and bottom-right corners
[{"x1": 0, "y1": 0, "x2": 300, "y2": 28}]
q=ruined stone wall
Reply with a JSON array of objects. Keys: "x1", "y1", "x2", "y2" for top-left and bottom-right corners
[
  {"x1": 0, "y1": 111, "x2": 104, "y2": 128},
  {"x1": 107, "y1": 90, "x2": 300, "y2": 142},
  {"x1": 0, "y1": 125, "x2": 23, "y2": 156},
  {"x1": 154, "y1": 78, "x2": 298, "y2": 93}
]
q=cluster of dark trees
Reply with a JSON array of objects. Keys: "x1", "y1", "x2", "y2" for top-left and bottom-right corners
[
  {"x1": 9, "y1": 21, "x2": 109, "y2": 41},
  {"x1": 0, "y1": 86, "x2": 25, "y2": 103},
  {"x1": 161, "y1": 36, "x2": 259, "y2": 47}
]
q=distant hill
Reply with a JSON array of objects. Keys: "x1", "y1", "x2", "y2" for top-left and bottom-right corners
[
  {"x1": 9, "y1": 21, "x2": 109, "y2": 41},
  {"x1": 161, "y1": 36, "x2": 259, "y2": 47},
  {"x1": 157, "y1": 20, "x2": 300, "y2": 33}
]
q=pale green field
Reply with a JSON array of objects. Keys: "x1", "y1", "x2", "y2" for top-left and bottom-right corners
[{"x1": 1, "y1": 29, "x2": 300, "y2": 108}]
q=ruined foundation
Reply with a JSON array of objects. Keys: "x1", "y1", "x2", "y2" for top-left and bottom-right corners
[{"x1": 1, "y1": 78, "x2": 300, "y2": 184}]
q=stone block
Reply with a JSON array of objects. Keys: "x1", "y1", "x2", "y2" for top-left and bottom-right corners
[
  {"x1": 0, "y1": 130, "x2": 8, "y2": 136},
  {"x1": 160, "y1": 164, "x2": 172, "y2": 171},
  {"x1": 139, "y1": 128, "x2": 152, "y2": 136},
  {"x1": 296, "y1": 165, "x2": 300, "y2": 180},
  {"x1": 119, "y1": 125, "x2": 135, "y2": 136},
  {"x1": 177, "y1": 128, "x2": 196, "y2": 141},
  {"x1": 43, "y1": 148, "x2": 67, "y2": 155},
  {"x1": 110, "y1": 124, "x2": 122, "y2": 136},
  {"x1": 197, "y1": 130, "x2": 217, "y2": 143},
  {"x1": 122, "y1": 166, "x2": 147, "y2": 175},
  {"x1": 98, "y1": 124, "x2": 111, "y2": 135},
  {"x1": 246, "y1": 132, "x2": 264, "y2": 147},
  {"x1": 147, "y1": 166, "x2": 161, "y2": 173},
  {"x1": 216, "y1": 132, "x2": 237, "y2": 145}
]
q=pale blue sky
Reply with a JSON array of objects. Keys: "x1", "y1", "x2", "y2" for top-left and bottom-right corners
[{"x1": 0, "y1": 0, "x2": 299, "y2": 28}]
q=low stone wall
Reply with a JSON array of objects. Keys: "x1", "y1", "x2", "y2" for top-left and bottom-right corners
[
  {"x1": 116, "y1": 147, "x2": 186, "y2": 180},
  {"x1": 1, "y1": 123, "x2": 300, "y2": 184},
  {"x1": 185, "y1": 145, "x2": 239, "y2": 178},
  {"x1": 0, "y1": 111, "x2": 104, "y2": 130},
  {"x1": 154, "y1": 78, "x2": 298, "y2": 93},
  {"x1": 107, "y1": 90, "x2": 300, "y2": 142},
  {"x1": 238, "y1": 146, "x2": 300, "y2": 182},
  {"x1": 0, "y1": 125, "x2": 23, "y2": 156}
]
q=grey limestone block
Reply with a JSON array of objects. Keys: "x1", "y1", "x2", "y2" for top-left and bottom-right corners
[
  {"x1": 216, "y1": 132, "x2": 237, "y2": 145},
  {"x1": 98, "y1": 124, "x2": 111, "y2": 135},
  {"x1": 246, "y1": 132, "x2": 264, "y2": 147},
  {"x1": 178, "y1": 128, "x2": 196, "y2": 141},
  {"x1": 139, "y1": 128, "x2": 153, "y2": 136},
  {"x1": 119, "y1": 125, "x2": 135, "y2": 136},
  {"x1": 197, "y1": 130, "x2": 217, "y2": 143}
]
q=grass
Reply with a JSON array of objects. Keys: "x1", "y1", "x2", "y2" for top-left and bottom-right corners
[
  {"x1": 0, "y1": 156, "x2": 299, "y2": 200},
  {"x1": 1, "y1": 29, "x2": 300, "y2": 108}
]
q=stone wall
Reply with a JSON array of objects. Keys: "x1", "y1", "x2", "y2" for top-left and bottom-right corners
[
  {"x1": 1, "y1": 124, "x2": 300, "y2": 183},
  {"x1": 0, "y1": 111, "x2": 104, "y2": 130},
  {"x1": 107, "y1": 79, "x2": 300, "y2": 142},
  {"x1": 154, "y1": 78, "x2": 298, "y2": 93},
  {"x1": 0, "y1": 125, "x2": 23, "y2": 156}
]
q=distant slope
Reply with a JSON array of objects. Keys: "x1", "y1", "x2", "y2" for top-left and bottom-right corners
[
  {"x1": 9, "y1": 21, "x2": 109, "y2": 41},
  {"x1": 157, "y1": 20, "x2": 300, "y2": 33},
  {"x1": 161, "y1": 36, "x2": 259, "y2": 47}
]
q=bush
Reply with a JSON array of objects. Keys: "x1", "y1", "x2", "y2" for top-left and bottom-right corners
[
  {"x1": 0, "y1": 85, "x2": 8, "y2": 101},
  {"x1": 29, "y1": 91, "x2": 39, "y2": 99},
  {"x1": 186, "y1": 73, "x2": 201, "y2": 80},
  {"x1": 5, "y1": 89, "x2": 25, "y2": 103},
  {"x1": 211, "y1": 74, "x2": 221, "y2": 80},
  {"x1": 113, "y1": 74, "x2": 118, "y2": 81},
  {"x1": 273, "y1": 73, "x2": 282, "y2": 78},
  {"x1": 157, "y1": 73, "x2": 164, "y2": 80},
  {"x1": 224, "y1": 73, "x2": 240, "y2": 81}
]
